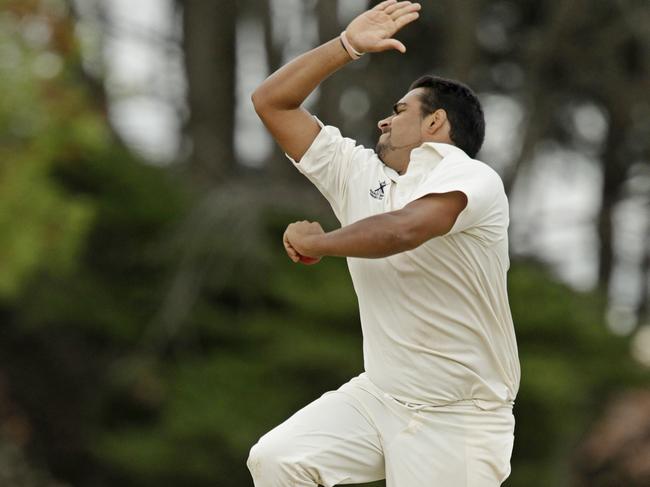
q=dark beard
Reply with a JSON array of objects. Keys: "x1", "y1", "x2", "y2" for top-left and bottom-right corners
[
  {"x1": 376, "y1": 136, "x2": 422, "y2": 174},
  {"x1": 375, "y1": 140, "x2": 394, "y2": 163}
]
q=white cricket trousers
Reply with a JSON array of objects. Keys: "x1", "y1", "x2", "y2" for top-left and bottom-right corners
[{"x1": 247, "y1": 373, "x2": 515, "y2": 487}]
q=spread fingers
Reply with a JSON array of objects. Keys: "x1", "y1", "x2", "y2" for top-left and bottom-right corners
[
  {"x1": 389, "y1": 2, "x2": 421, "y2": 20},
  {"x1": 394, "y1": 10, "x2": 420, "y2": 29},
  {"x1": 373, "y1": 0, "x2": 398, "y2": 11},
  {"x1": 384, "y1": 1, "x2": 414, "y2": 15}
]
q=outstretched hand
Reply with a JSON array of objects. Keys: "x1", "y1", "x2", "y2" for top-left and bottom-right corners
[{"x1": 346, "y1": 0, "x2": 421, "y2": 54}]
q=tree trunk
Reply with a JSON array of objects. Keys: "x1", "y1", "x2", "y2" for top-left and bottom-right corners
[
  {"x1": 261, "y1": 0, "x2": 282, "y2": 74},
  {"x1": 502, "y1": 0, "x2": 579, "y2": 195},
  {"x1": 597, "y1": 104, "x2": 627, "y2": 290},
  {"x1": 181, "y1": 0, "x2": 237, "y2": 185},
  {"x1": 315, "y1": 0, "x2": 342, "y2": 126},
  {"x1": 444, "y1": 0, "x2": 481, "y2": 81}
]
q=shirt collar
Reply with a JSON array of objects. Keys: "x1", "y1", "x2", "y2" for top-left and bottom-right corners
[
  {"x1": 381, "y1": 143, "x2": 467, "y2": 182},
  {"x1": 416, "y1": 142, "x2": 466, "y2": 159}
]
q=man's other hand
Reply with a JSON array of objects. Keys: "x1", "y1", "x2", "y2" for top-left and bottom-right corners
[
  {"x1": 283, "y1": 221, "x2": 325, "y2": 264},
  {"x1": 346, "y1": 0, "x2": 421, "y2": 54}
]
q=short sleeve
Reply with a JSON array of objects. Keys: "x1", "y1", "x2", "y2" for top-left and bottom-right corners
[
  {"x1": 286, "y1": 117, "x2": 373, "y2": 223},
  {"x1": 409, "y1": 160, "x2": 507, "y2": 241}
]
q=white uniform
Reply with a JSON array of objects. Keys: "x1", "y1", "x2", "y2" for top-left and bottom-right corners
[{"x1": 248, "y1": 119, "x2": 521, "y2": 487}]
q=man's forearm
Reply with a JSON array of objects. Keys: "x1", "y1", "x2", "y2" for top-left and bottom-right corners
[
  {"x1": 285, "y1": 192, "x2": 464, "y2": 261},
  {"x1": 305, "y1": 212, "x2": 416, "y2": 259},
  {"x1": 251, "y1": 38, "x2": 352, "y2": 110}
]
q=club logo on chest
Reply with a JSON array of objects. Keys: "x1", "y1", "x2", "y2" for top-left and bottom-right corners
[{"x1": 369, "y1": 180, "x2": 388, "y2": 200}]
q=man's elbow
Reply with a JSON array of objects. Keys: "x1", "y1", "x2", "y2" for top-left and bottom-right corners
[
  {"x1": 251, "y1": 90, "x2": 280, "y2": 124},
  {"x1": 251, "y1": 89, "x2": 267, "y2": 114},
  {"x1": 251, "y1": 86, "x2": 300, "y2": 114}
]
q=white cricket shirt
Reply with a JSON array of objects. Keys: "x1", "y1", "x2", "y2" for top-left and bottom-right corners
[{"x1": 287, "y1": 119, "x2": 520, "y2": 410}]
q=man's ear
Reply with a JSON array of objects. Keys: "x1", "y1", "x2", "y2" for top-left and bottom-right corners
[{"x1": 425, "y1": 109, "x2": 448, "y2": 135}]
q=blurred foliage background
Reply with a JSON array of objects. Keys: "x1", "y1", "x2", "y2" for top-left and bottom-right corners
[{"x1": 0, "y1": 0, "x2": 649, "y2": 486}]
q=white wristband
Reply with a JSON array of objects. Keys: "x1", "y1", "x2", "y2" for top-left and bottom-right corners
[{"x1": 340, "y1": 31, "x2": 364, "y2": 60}]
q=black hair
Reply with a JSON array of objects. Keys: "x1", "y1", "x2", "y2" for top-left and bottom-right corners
[{"x1": 409, "y1": 75, "x2": 485, "y2": 158}]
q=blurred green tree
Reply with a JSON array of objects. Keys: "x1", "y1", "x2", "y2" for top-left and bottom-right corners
[{"x1": 0, "y1": 6, "x2": 95, "y2": 300}]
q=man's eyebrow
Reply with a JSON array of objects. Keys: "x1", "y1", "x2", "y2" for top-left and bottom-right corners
[{"x1": 392, "y1": 102, "x2": 408, "y2": 113}]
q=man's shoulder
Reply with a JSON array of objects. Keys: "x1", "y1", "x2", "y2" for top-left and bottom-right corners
[
  {"x1": 435, "y1": 152, "x2": 503, "y2": 186},
  {"x1": 472, "y1": 158, "x2": 505, "y2": 190}
]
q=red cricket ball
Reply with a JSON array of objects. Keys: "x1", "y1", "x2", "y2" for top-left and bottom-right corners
[{"x1": 299, "y1": 255, "x2": 321, "y2": 265}]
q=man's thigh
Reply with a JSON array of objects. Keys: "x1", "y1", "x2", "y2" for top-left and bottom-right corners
[
  {"x1": 383, "y1": 405, "x2": 515, "y2": 487},
  {"x1": 248, "y1": 388, "x2": 385, "y2": 487}
]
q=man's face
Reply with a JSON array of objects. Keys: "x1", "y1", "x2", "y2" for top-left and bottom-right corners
[{"x1": 375, "y1": 88, "x2": 427, "y2": 166}]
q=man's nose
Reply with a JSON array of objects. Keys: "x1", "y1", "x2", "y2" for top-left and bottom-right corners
[{"x1": 378, "y1": 119, "x2": 390, "y2": 133}]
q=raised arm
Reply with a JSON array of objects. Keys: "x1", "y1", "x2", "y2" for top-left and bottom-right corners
[{"x1": 251, "y1": 0, "x2": 421, "y2": 161}]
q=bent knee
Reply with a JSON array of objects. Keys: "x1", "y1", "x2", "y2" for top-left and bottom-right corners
[
  {"x1": 247, "y1": 436, "x2": 288, "y2": 478},
  {"x1": 246, "y1": 442, "x2": 262, "y2": 478},
  {"x1": 247, "y1": 435, "x2": 312, "y2": 483}
]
